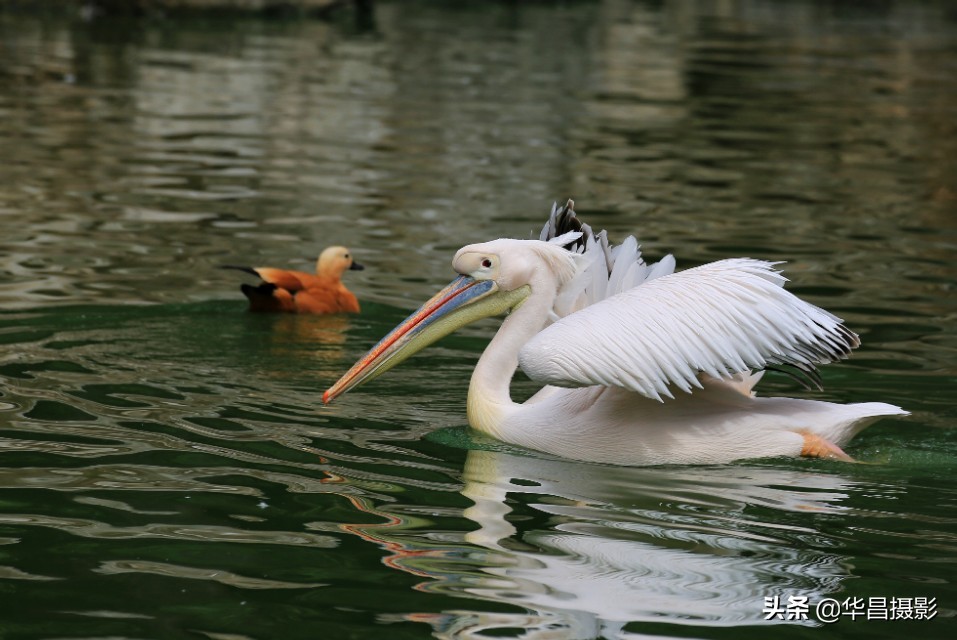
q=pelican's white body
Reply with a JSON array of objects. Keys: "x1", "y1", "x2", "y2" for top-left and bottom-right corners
[
  {"x1": 471, "y1": 375, "x2": 902, "y2": 466},
  {"x1": 458, "y1": 231, "x2": 905, "y2": 466}
]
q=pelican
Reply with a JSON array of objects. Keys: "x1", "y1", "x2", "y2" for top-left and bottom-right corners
[
  {"x1": 324, "y1": 202, "x2": 906, "y2": 465},
  {"x1": 224, "y1": 245, "x2": 364, "y2": 314}
]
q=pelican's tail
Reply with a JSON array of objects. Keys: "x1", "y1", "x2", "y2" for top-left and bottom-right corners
[{"x1": 805, "y1": 401, "x2": 909, "y2": 448}]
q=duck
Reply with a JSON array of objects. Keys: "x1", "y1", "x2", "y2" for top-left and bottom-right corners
[{"x1": 225, "y1": 245, "x2": 363, "y2": 314}]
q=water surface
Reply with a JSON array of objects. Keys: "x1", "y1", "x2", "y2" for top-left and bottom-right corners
[{"x1": 1, "y1": 1, "x2": 955, "y2": 638}]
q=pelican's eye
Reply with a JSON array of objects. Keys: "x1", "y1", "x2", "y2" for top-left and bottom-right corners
[{"x1": 481, "y1": 258, "x2": 492, "y2": 268}]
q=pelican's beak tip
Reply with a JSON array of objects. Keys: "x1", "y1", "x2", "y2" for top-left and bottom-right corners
[{"x1": 322, "y1": 389, "x2": 333, "y2": 404}]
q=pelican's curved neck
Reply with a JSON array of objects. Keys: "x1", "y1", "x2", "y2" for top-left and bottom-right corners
[{"x1": 467, "y1": 284, "x2": 553, "y2": 439}]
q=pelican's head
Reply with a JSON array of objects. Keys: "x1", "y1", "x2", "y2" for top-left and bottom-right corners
[
  {"x1": 317, "y1": 246, "x2": 364, "y2": 278},
  {"x1": 451, "y1": 238, "x2": 576, "y2": 290},
  {"x1": 323, "y1": 238, "x2": 574, "y2": 403}
]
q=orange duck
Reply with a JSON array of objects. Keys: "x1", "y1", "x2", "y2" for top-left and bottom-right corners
[{"x1": 225, "y1": 246, "x2": 364, "y2": 314}]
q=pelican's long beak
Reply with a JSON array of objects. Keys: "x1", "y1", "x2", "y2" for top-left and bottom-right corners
[{"x1": 323, "y1": 275, "x2": 530, "y2": 403}]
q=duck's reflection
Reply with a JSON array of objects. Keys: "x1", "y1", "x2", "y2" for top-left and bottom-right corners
[
  {"x1": 239, "y1": 313, "x2": 353, "y2": 376},
  {"x1": 341, "y1": 448, "x2": 856, "y2": 637}
]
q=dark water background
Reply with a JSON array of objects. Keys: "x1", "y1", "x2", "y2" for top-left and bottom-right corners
[{"x1": 1, "y1": 1, "x2": 956, "y2": 638}]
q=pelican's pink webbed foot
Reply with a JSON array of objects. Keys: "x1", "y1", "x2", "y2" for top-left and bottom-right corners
[{"x1": 799, "y1": 430, "x2": 855, "y2": 462}]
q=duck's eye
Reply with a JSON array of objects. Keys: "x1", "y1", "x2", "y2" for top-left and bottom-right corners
[
  {"x1": 344, "y1": 254, "x2": 350, "y2": 259},
  {"x1": 481, "y1": 258, "x2": 492, "y2": 268}
]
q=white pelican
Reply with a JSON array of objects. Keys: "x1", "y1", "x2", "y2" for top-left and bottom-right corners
[{"x1": 324, "y1": 201, "x2": 906, "y2": 466}]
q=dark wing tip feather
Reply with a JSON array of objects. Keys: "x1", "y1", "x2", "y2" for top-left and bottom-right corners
[
  {"x1": 763, "y1": 320, "x2": 859, "y2": 390},
  {"x1": 764, "y1": 364, "x2": 824, "y2": 392},
  {"x1": 543, "y1": 199, "x2": 586, "y2": 251},
  {"x1": 837, "y1": 324, "x2": 861, "y2": 351},
  {"x1": 554, "y1": 199, "x2": 582, "y2": 235},
  {"x1": 542, "y1": 198, "x2": 615, "y2": 273}
]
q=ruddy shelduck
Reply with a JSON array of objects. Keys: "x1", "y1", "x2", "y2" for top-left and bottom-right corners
[{"x1": 225, "y1": 246, "x2": 364, "y2": 314}]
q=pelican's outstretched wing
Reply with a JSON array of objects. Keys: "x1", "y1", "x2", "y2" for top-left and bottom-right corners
[{"x1": 517, "y1": 258, "x2": 859, "y2": 401}]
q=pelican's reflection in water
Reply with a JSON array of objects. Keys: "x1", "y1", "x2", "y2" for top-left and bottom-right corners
[
  {"x1": 339, "y1": 448, "x2": 859, "y2": 638},
  {"x1": 450, "y1": 451, "x2": 850, "y2": 637}
]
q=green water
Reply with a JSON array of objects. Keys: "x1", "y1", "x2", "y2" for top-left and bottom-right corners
[{"x1": 1, "y1": 1, "x2": 956, "y2": 638}]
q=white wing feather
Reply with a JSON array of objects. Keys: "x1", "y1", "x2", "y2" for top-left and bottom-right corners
[
  {"x1": 518, "y1": 258, "x2": 859, "y2": 402},
  {"x1": 538, "y1": 201, "x2": 675, "y2": 322}
]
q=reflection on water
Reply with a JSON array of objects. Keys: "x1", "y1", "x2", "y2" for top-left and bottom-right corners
[
  {"x1": 341, "y1": 449, "x2": 859, "y2": 637},
  {"x1": 1, "y1": 1, "x2": 956, "y2": 638}
]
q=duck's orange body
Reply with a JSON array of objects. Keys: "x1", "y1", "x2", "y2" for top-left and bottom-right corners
[{"x1": 227, "y1": 246, "x2": 363, "y2": 315}]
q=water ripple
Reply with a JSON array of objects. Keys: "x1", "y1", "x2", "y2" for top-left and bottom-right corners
[
  {"x1": 95, "y1": 560, "x2": 325, "y2": 589},
  {"x1": 0, "y1": 513, "x2": 338, "y2": 548}
]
